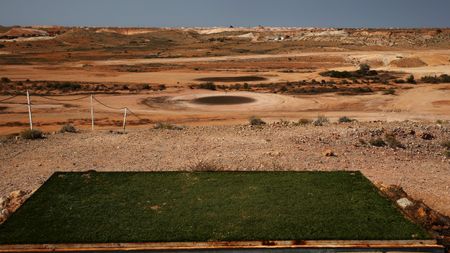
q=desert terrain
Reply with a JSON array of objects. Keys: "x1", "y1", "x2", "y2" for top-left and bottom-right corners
[
  {"x1": 0, "y1": 26, "x2": 449, "y2": 222},
  {"x1": 0, "y1": 26, "x2": 450, "y2": 134}
]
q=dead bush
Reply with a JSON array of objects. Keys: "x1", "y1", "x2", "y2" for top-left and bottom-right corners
[
  {"x1": 60, "y1": 124, "x2": 77, "y2": 133},
  {"x1": 249, "y1": 116, "x2": 266, "y2": 126},
  {"x1": 313, "y1": 115, "x2": 329, "y2": 126},
  {"x1": 385, "y1": 133, "x2": 405, "y2": 149},
  {"x1": 154, "y1": 122, "x2": 183, "y2": 130},
  {"x1": 20, "y1": 129, "x2": 43, "y2": 140}
]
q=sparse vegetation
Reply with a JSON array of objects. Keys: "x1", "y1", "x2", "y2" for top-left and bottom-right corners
[
  {"x1": 444, "y1": 150, "x2": 450, "y2": 158},
  {"x1": 420, "y1": 74, "x2": 450, "y2": 84},
  {"x1": 154, "y1": 122, "x2": 183, "y2": 130},
  {"x1": 383, "y1": 89, "x2": 396, "y2": 95},
  {"x1": 294, "y1": 118, "x2": 312, "y2": 125},
  {"x1": 406, "y1": 75, "x2": 416, "y2": 84},
  {"x1": 369, "y1": 138, "x2": 386, "y2": 147},
  {"x1": 158, "y1": 84, "x2": 166, "y2": 91},
  {"x1": 249, "y1": 116, "x2": 266, "y2": 126},
  {"x1": 198, "y1": 82, "x2": 216, "y2": 90},
  {"x1": 320, "y1": 64, "x2": 378, "y2": 79},
  {"x1": 385, "y1": 133, "x2": 405, "y2": 149},
  {"x1": 20, "y1": 129, "x2": 43, "y2": 140},
  {"x1": 46, "y1": 82, "x2": 81, "y2": 91},
  {"x1": 358, "y1": 63, "x2": 371, "y2": 76},
  {"x1": 1, "y1": 77, "x2": 11, "y2": 83},
  {"x1": 338, "y1": 116, "x2": 354, "y2": 123},
  {"x1": 441, "y1": 140, "x2": 450, "y2": 150},
  {"x1": 313, "y1": 115, "x2": 329, "y2": 126},
  {"x1": 60, "y1": 124, "x2": 77, "y2": 133}
]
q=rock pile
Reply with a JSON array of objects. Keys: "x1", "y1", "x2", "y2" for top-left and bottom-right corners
[{"x1": 377, "y1": 184, "x2": 450, "y2": 249}]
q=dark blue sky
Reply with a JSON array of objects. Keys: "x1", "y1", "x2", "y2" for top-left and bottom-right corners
[{"x1": 1, "y1": 0, "x2": 449, "y2": 28}]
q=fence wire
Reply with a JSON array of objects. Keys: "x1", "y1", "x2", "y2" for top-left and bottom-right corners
[
  {"x1": 38, "y1": 95, "x2": 91, "y2": 102},
  {"x1": 0, "y1": 94, "x2": 20, "y2": 103},
  {"x1": 92, "y1": 96, "x2": 125, "y2": 110},
  {"x1": 3, "y1": 92, "x2": 145, "y2": 130}
]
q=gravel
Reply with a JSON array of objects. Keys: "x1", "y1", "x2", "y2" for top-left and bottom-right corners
[{"x1": 1, "y1": 121, "x2": 449, "y2": 216}]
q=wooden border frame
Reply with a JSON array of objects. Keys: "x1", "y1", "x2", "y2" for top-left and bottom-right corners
[{"x1": 0, "y1": 240, "x2": 444, "y2": 252}]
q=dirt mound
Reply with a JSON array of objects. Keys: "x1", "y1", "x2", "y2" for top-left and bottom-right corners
[
  {"x1": 390, "y1": 57, "x2": 427, "y2": 68},
  {"x1": 1, "y1": 28, "x2": 48, "y2": 38}
]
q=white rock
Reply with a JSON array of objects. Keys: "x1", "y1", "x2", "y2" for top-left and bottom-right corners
[{"x1": 396, "y1": 197, "x2": 414, "y2": 209}]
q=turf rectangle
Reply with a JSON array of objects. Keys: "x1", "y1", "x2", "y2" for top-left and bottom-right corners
[{"x1": 0, "y1": 171, "x2": 429, "y2": 244}]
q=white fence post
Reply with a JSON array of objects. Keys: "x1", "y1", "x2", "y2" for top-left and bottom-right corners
[
  {"x1": 122, "y1": 108, "x2": 127, "y2": 133},
  {"x1": 26, "y1": 90, "x2": 33, "y2": 130},
  {"x1": 90, "y1": 94, "x2": 94, "y2": 131}
]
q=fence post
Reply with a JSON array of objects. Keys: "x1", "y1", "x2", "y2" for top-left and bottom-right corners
[
  {"x1": 90, "y1": 94, "x2": 94, "y2": 131},
  {"x1": 26, "y1": 90, "x2": 33, "y2": 130},
  {"x1": 122, "y1": 107, "x2": 127, "y2": 133}
]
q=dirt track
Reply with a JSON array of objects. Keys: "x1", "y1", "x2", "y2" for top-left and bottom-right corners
[{"x1": 1, "y1": 121, "x2": 449, "y2": 217}]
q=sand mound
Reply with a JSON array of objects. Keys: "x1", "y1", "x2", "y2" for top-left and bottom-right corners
[
  {"x1": 390, "y1": 57, "x2": 427, "y2": 68},
  {"x1": 1, "y1": 28, "x2": 48, "y2": 38}
]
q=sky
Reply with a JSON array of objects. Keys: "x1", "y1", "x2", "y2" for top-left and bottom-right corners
[{"x1": 0, "y1": 0, "x2": 449, "y2": 28}]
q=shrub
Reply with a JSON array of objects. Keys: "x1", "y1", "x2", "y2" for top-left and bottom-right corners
[
  {"x1": 320, "y1": 70, "x2": 352, "y2": 78},
  {"x1": 358, "y1": 63, "x2": 370, "y2": 75},
  {"x1": 198, "y1": 82, "x2": 216, "y2": 90},
  {"x1": 420, "y1": 74, "x2": 450, "y2": 84},
  {"x1": 444, "y1": 150, "x2": 450, "y2": 158},
  {"x1": 383, "y1": 89, "x2": 396, "y2": 95},
  {"x1": 442, "y1": 140, "x2": 450, "y2": 150},
  {"x1": 369, "y1": 138, "x2": 386, "y2": 147},
  {"x1": 249, "y1": 116, "x2": 266, "y2": 126},
  {"x1": 20, "y1": 129, "x2": 44, "y2": 140},
  {"x1": 406, "y1": 75, "x2": 416, "y2": 84},
  {"x1": 338, "y1": 116, "x2": 353, "y2": 123},
  {"x1": 295, "y1": 118, "x2": 312, "y2": 125},
  {"x1": 1, "y1": 77, "x2": 11, "y2": 83},
  {"x1": 154, "y1": 122, "x2": 183, "y2": 130},
  {"x1": 385, "y1": 133, "x2": 405, "y2": 149},
  {"x1": 60, "y1": 124, "x2": 77, "y2": 133},
  {"x1": 46, "y1": 82, "x2": 81, "y2": 91},
  {"x1": 313, "y1": 116, "x2": 329, "y2": 126},
  {"x1": 158, "y1": 84, "x2": 166, "y2": 90}
]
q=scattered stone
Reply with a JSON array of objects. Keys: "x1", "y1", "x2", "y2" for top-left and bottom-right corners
[
  {"x1": 0, "y1": 196, "x2": 9, "y2": 209},
  {"x1": 9, "y1": 190, "x2": 26, "y2": 200},
  {"x1": 396, "y1": 197, "x2": 414, "y2": 209},
  {"x1": 323, "y1": 149, "x2": 336, "y2": 157},
  {"x1": 378, "y1": 184, "x2": 408, "y2": 200}
]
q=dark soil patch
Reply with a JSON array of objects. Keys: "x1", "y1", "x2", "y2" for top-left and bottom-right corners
[
  {"x1": 195, "y1": 76, "x2": 267, "y2": 82},
  {"x1": 192, "y1": 96, "x2": 256, "y2": 105}
]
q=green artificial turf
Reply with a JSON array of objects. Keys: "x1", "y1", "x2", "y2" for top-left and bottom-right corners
[{"x1": 0, "y1": 171, "x2": 429, "y2": 244}]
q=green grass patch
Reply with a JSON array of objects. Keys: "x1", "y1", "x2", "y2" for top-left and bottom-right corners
[{"x1": 0, "y1": 171, "x2": 429, "y2": 244}]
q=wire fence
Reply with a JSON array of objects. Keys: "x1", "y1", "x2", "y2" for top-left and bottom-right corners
[{"x1": 0, "y1": 91, "x2": 144, "y2": 132}]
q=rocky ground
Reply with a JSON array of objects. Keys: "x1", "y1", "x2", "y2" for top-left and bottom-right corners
[{"x1": 0, "y1": 120, "x2": 449, "y2": 218}]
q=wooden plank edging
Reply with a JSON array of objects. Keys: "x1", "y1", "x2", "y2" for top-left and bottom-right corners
[{"x1": 0, "y1": 240, "x2": 444, "y2": 252}]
